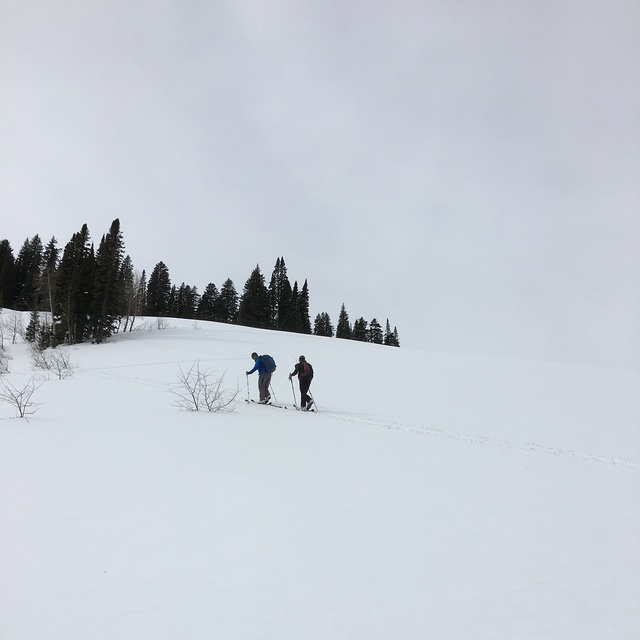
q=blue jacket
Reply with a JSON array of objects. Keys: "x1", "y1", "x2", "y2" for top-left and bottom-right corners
[{"x1": 247, "y1": 356, "x2": 267, "y2": 375}]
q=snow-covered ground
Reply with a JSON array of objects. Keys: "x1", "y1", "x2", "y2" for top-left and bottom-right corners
[{"x1": 1, "y1": 313, "x2": 638, "y2": 639}]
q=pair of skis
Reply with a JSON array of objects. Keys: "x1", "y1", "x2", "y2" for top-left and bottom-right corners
[
  {"x1": 247, "y1": 399, "x2": 288, "y2": 409},
  {"x1": 246, "y1": 399, "x2": 316, "y2": 412}
]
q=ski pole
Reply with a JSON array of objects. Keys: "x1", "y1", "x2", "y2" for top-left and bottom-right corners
[
  {"x1": 289, "y1": 377, "x2": 298, "y2": 408},
  {"x1": 269, "y1": 383, "x2": 278, "y2": 404},
  {"x1": 246, "y1": 374, "x2": 250, "y2": 403},
  {"x1": 309, "y1": 390, "x2": 318, "y2": 412}
]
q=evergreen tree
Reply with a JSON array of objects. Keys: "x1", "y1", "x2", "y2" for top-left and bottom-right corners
[
  {"x1": 368, "y1": 317, "x2": 383, "y2": 344},
  {"x1": 0, "y1": 239, "x2": 16, "y2": 308},
  {"x1": 92, "y1": 219, "x2": 125, "y2": 343},
  {"x1": 40, "y1": 237, "x2": 60, "y2": 327},
  {"x1": 13, "y1": 235, "x2": 44, "y2": 310},
  {"x1": 188, "y1": 285, "x2": 200, "y2": 319},
  {"x1": 197, "y1": 283, "x2": 219, "y2": 321},
  {"x1": 336, "y1": 303, "x2": 352, "y2": 339},
  {"x1": 215, "y1": 278, "x2": 238, "y2": 323},
  {"x1": 384, "y1": 319, "x2": 392, "y2": 345},
  {"x1": 383, "y1": 319, "x2": 399, "y2": 346},
  {"x1": 298, "y1": 279, "x2": 312, "y2": 334},
  {"x1": 313, "y1": 312, "x2": 334, "y2": 337},
  {"x1": 168, "y1": 285, "x2": 178, "y2": 316},
  {"x1": 285, "y1": 281, "x2": 302, "y2": 332},
  {"x1": 268, "y1": 257, "x2": 293, "y2": 330},
  {"x1": 237, "y1": 265, "x2": 270, "y2": 328},
  {"x1": 133, "y1": 270, "x2": 147, "y2": 328},
  {"x1": 37, "y1": 318, "x2": 54, "y2": 351},
  {"x1": 119, "y1": 256, "x2": 135, "y2": 332},
  {"x1": 147, "y1": 261, "x2": 171, "y2": 316},
  {"x1": 54, "y1": 224, "x2": 95, "y2": 344},
  {"x1": 353, "y1": 317, "x2": 368, "y2": 342},
  {"x1": 25, "y1": 309, "x2": 39, "y2": 343},
  {"x1": 174, "y1": 283, "x2": 199, "y2": 319}
]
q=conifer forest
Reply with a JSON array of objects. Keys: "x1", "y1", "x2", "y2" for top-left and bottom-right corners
[{"x1": 0, "y1": 219, "x2": 400, "y2": 348}]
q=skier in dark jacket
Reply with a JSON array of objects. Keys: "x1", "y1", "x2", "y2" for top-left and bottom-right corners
[
  {"x1": 289, "y1": 355, "x2": 314, "y2": 410},
  {"x1": 246, "y1": 352, "x2": 271, "y2": 403}
]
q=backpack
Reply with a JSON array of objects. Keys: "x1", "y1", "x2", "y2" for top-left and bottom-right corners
[
  {"x1": 300, "y1": 361, "x2": 313, "y2": 378},
  {"x1": 261, "y1": 354, "x2": 276, "y2": 373}
]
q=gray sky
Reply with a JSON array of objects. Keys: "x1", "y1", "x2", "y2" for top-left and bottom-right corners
[{"x1": 1, "y1": 0, "x2": 639, "y2": 367}]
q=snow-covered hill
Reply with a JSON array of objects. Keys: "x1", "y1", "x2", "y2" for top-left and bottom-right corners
[{"x1": 1, "y1": 313, "x2": 638, "y2": 639}]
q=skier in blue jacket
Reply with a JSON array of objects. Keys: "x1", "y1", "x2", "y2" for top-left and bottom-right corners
[{"x1": 246, "y1": 352, "x2": 271, "y2": 403}]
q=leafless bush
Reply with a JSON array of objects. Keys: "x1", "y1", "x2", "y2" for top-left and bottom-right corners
[
  {"x1": 131, "y1": 319, "x2": 153, "y2": 332},
  {"x1": 2, "y1": 310, "x2": 24, "y2": 345},
  {"x1": 29, "y1": 344, "x2": 76, "y2": 379},
  {"x1": 0, "y1": 348, "x2": 9, "y2": 375},
  {"x1": 0, "y1": 376, "x2": 44, "y2": 418},
  {"x1": 171, "y1": 361, "x2": 239, "y2": 412},
  {"x1": 132, "y1": 318, "x2": 171, "y2": 332}
]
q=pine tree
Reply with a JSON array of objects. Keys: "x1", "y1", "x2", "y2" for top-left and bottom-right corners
[
  {"x1": 25, "y1": 309, "x2": 39, "y2": 343},
  {"x1": 382, "y1": 319, "x2": 400, "y2": 346},
  {"x1": 54, "y1": 224, "x2": 95, "y2": 344},
  {"x1": 147, "y1": 261, "x2": 171, "y2": 316},
  {"x1": 40, "y1": 237, "x2": 60, "y2": 330},
  {"x1": 215, "y1": 278, "x2": 238, "y2": 323},
  {"x1": 174, "y1": 283, "x2": 199, "y2": 319},
  {"x1": 0, "y1": 239, "x2": 16, "y2": 308},
  {"x1": 119, "y1": 256, "x2": 135, "y2": 332},
  {"x1": 353, "y1": 317, "x2": 368, "y2": 342},
  {"x1": 336, "y1": 303, "x2": 352, "y2": 339},
  {"x1": 36, "y1": 318, "x2": 54, "y2": 351},
  {"x1": 92, "y1": 219, "x2": 125, "y2": 343},
  {"x1": 13, "y1": 235, "x2": 44, "y2": 310},
  {"x1": 384, "y1": 319, "x2": 391, "y2": 345},
  {"x1": 132, "y1": 270, "x2": 147, "y2": 328},
  {"x1": 197, "y1": 283, "x2": 219, "y2": 321},
  {"x1": 285, "y1": 281, "x2": 302, "y2": 332},
  {"x1": 368, "y1": 318, "x2": 383, "y2": 344},
  {"x1": 168, "y1": 285, "x2": 178, "y2": 317},
  {"x1": 237, "y1": 265, "x2": 270, "y2": 328},
  {"x1": 268, "y1": 257, "x2": 293, "y2": 330},
  {"x1": 313, "y1": 312, "x2": 334, "y2": 337},
  {"x1": 298, "y1": 279, "x2": 312, "y2": 334}
]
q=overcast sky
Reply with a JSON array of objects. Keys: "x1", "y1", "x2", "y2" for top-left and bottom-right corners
[{"x1": 1, "y1": 0, "x2": 638, "y2": 367}]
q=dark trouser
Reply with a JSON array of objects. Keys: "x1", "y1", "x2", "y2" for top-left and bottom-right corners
[
  {"x1": 258, "y1": 373, "x2": 271, "y2": 401},
  {"x1": 299, "y1": 377, "x2": 312, "y2": 407}
]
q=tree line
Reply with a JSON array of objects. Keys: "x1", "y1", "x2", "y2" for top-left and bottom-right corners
[{"x1": 0, "y1": 219, "x2": 400, "y2": 348}]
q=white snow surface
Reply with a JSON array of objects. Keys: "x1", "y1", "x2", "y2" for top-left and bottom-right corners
[{"x1": 1, "y1": 313, "x2": 639, "y2": 639}]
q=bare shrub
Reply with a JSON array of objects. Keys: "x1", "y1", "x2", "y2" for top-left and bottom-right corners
[
  {"x1": 0, "y1": 376, "x2": 44, "y2": 418},
  {"x1": 131, "y1": 319, "x2": 154, "y2": 332},
  {"x1": 171, "y1": 361, "x2": 239, "y2": 412},
  {"x1": 2, "y1": 310, "x2": 24, "y2": 345},
  {"x1": 30, "y1": 344, "x2": 76, "y2": 379},
  {"x1": 132, "y1": 318, "x2": 171, "y2": 332},
  {"x1": 0, "y1": 348, "x2": 9, "y2": 375}
]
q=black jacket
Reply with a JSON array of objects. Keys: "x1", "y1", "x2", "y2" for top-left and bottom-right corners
[{"x1": 290, "y1": 361, "x2": 313, "y2": 379}]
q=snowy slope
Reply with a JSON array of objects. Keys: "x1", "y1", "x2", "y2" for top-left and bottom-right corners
[{"x1": 1, "y1": 314, "x2": 638, "y2": 639}]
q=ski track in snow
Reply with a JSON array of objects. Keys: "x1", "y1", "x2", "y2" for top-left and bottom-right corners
[
  {"x1": 83, "y1": 368, "x2": 172, "y2": 391},
  {"x1": 78, "y1": 367, "x2": 638, "y2": 470},
  {"x1": 81, "y1": 358, "x2": 244, "y2": 391},
  {"x1": 321, "y1": 411, "x2": 639, "y2": 470}
]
